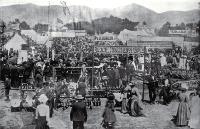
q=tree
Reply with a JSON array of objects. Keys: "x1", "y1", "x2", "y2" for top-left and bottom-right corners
[
  {"x1": 33, "y1": 23, "x2": 49, "y2": 32},
  {"x1": 186, "y1": 23, "x2": 194, "y2": 29},
  {"x1": 14, "y1": 18, "x2": 20, "y2": 23},
  {"x1": 143, "y1": 21, "x2": 147, "y2": 25},
  {"x1": 180, "y1": 22, "x2": 186, "y2": 30},
  {"x1": 0, "y1": 20, "x2": 6, "y2": 34},
  {"x1": 192, "y1": 20, "x2": 200, "y2": 55},
  {"x1": 65, "y1": 16, "x2": 138, "y2": 34},
  {"x1": 19, "y1": 21, "x2": 30, "y2": 30},
  {"x1": 158, "y1": 21, "x2": 171, "y2": 36}
]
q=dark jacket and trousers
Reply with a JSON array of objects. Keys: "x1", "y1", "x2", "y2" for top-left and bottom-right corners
[
  {"x1": 148, "y1": 77, "x2": 158, "y2": 103},
  {"x1": 70, "y1": 100, "x2": 87, "y2": 129}
]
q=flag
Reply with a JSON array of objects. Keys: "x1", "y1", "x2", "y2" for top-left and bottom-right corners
[
  {"x1": 57, "y1": 18, "x2": 63, "y2": 24},
  {"x1": 60, "y1": 1, "x2": 71, "y2": 16}
]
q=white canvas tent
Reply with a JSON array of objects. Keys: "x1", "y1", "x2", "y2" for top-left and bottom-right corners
[
  {"x1": 118, "y1": 29, "x2": 155, "y2": 42},
  {"x1": 4, "y1": 33, "x2": 27, "y2": 51},
  {"x1": 21, "y1": 30, "x2": 49, "y2": 44}
]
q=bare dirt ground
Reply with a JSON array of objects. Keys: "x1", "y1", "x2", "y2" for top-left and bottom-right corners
[{"x1": 0, "y1": 81, "x2": 190, "y2": 129}]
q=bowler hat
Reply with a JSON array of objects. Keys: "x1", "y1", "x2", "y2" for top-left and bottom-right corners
[{"x1": 76, "y1": 95, "x2": 84, "y2": 100}]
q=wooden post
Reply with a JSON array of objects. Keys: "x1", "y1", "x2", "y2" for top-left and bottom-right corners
[
  {"x1": 91, "y1": 44, "x2": 95, "y2": 96},
  {"x1": 47, "y1": 47, "x2": 49, "y2": 59},
  {"x1": 126, "y1": 53, "x2": 129, "y2": 82},
  {"x1": 142, "y1": 46, "x2": 146, "y2": 101}
]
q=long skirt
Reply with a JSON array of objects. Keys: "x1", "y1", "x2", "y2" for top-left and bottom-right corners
[
  {"x1": 103, "y1": 108, "x2": 117, "y2": 123},
  {"x1": 121, "y1": 98, "x2": 127, "y2": 113},
  {"x1": 35, "y1": 115, "x2": 49, "y2": 129},
  {"x1": 176, "y1": 102, "x2": 190, "y2": 126},
  {"x1": 188, "y1": 96, "x2": 200, "y2": 129},
  {"x1": 129, "y1": 98, "x2": 143, "y2": 117}
]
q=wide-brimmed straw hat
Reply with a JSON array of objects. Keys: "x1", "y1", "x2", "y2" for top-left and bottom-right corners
[
  {"x1": 76, "y1": 95, "x2": 84, "y2": 100},
  {"x1": 38, "y1": 94, "x2": 48, "y2": 103}
]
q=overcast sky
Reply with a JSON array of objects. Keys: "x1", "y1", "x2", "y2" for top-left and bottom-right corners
[{"x1": 0, "y1": 0, "x2": 199, "y2": 13}]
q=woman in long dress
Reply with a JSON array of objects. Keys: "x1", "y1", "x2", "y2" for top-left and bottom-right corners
[
  {"x1": 121, "y1": 84, "x2": 131, "y2": 114},
  {"x1": 35, "y1": 94, "x2": 50, "y2": 129},
  {"x1": 102, "y1": 93, "x2": 116, "y2": 129},
  {"x1": 188, "y1": 87, "x2": 200, "y2": 129},
  {"x1": 176, "y1": 88, "x2": 190, "y2": 127},
  {"x1": 128, "y1": 81, "x2": 144, "y2": 117}
]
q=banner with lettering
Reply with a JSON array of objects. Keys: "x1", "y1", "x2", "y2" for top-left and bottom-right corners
[{"x1": 94, "y1": 46, "x2": 144, "y2": 54}]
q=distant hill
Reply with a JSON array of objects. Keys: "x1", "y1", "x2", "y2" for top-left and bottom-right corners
[
  {"x1": 0, "y1": 3, "x2": 199, "y2": 28},
  {"x1": 110, "y1": 4, "x2": 157, "y2": 26},
  {"x1": 154, "y1": 9, "x2": 200, "y2": 27}
]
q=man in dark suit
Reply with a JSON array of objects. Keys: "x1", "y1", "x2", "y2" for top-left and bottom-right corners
[
  {"x1": 125, "y1": 59, "x2": 135, "y2": 82},
  {"x1": 70, "y1": 95, "x2": 87, "y2": 129},
  {"x1": 147, "y1": 76, "x2": 158, "y2": 104}
]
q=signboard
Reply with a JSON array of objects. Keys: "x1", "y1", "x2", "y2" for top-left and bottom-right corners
[
  {"x1": 94, "y1": 46, "x2": 144, "y2": 54},
  {"x1": 20, "y1": 83, "x2": 35, "y2": 91},
  {"x1": 169, "y1": 30, "x2": 188, "y2": 35},
  {"x1": 128, "y1": 41, "x2": 173, "y2": 49},
  {"x1": 169, "y1": 29, "x2": 197, "y2": 37}
]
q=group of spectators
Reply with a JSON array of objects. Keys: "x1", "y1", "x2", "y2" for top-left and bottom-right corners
[
  {"x1": 0, "y1": 34, "x2": 200, "y2": 129},
  {"x1": 1, "y1": 35, "x2": 200, "y2": 92}
]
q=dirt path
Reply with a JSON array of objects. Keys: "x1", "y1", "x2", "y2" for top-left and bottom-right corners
[{"x1": 0, "y1": 81, "x2": 190, "y2": 129}]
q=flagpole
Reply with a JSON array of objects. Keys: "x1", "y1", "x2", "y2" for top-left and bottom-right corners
[
  {"x1": 48, "y1": 1, "x2": 50, "y2": 26},
  {"x1": 47, "y1": 1, "x2": 51, "y2": 60}
]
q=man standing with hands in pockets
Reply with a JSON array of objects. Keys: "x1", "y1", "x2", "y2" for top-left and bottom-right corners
[{"x1": 70, "y1": 95, "x2": 87, "y2": 129}]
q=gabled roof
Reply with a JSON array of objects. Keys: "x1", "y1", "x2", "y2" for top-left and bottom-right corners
[{"x1": 4, "y1": 33, "x2": 27, "y2": 50}]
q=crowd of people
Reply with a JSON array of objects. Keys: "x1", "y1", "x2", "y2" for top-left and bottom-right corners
[{"x1": 0, "y1": 34, "x2": 200, "y2": 129}]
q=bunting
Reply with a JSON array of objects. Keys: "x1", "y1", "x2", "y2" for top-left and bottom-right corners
[{"x1": 60, "y1": 1, "x2": 71, "y2": 16}]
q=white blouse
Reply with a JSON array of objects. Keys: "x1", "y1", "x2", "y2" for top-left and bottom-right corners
[{"x1": 35, "y1": 104, "x2": 50, "y2": 122}]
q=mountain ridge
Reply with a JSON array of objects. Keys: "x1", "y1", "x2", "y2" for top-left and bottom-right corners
[{"x1": 0, "y1": 3, "x2": 199, "y2": 28}]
